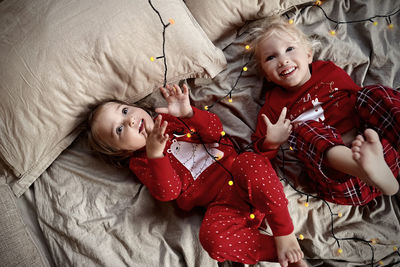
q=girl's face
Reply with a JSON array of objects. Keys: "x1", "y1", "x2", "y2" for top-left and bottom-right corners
[
  {"x1": 92, "y1": 102, "x2": 154, "y2": 152},
  {"x1": 258, "y1": 30, "x2": 312, "y2": 91}
]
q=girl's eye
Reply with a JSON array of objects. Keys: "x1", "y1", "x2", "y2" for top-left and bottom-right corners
[
  {"x1": 122, "y1": 107, "x2": 128, "y2": 115},
  {"x1": 116, "y1": 126, "x2": 123, "y2": 135},
  {"x1": 286, "y1": 46, "x2": 294, "y2": 52},
  {"x1": 265, "y1": 56, "x2": 274, "y2": 62}
]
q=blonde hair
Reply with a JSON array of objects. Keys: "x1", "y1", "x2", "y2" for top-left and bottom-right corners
[
  {"x1": 251, "y1": 15, "x2": 315, "y2": 65},
  {"x1": 86, "y1": 99, "x2": 149, "y2": 167}
]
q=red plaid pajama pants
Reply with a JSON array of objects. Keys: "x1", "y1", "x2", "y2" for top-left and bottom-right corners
[{"x1": 288, "y1": 85, "x2": 400, "y2": 205}]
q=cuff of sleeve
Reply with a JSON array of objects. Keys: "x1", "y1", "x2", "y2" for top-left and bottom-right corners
[
  {"x1": 254, "y1": 138, "x2": 278, "y2": 159},
  {"x1": 266, "y1": 207, "x2": 294, "y2": 236},
  {"x1": 148, "y1": 156, "x2": 173, "y2": 178}
]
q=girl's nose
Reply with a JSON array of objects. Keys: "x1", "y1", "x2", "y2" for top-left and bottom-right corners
[
  {"x1": 127, "y1": 117, "x2": 135, "y2": 127},
  {"x1": 279, "y1": 57, "x2": 289, "y2": 67}
]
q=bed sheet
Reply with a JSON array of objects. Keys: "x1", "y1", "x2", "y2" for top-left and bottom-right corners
[{"x1": 34, "y1": 0, "x2": 400, "y2": 266}]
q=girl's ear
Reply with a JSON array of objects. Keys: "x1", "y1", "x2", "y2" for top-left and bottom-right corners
[{"x1": 307, "y1": 48, "x2": 313, "y2": 64}]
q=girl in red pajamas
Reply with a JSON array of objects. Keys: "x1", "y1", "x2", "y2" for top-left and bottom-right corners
[
  {"x1": 86, "y1": 83, "x2": 306, "y2": 266},
  {"x1": 251, "y1": 16, "x2": 400, "y2": 206}
]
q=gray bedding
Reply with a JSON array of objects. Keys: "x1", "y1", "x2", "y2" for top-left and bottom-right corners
[{"x1": 34, "y1": 0, "x2": 400, "y2": 266}]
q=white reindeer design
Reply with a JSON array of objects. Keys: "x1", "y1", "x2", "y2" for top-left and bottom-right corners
[
  {"x1": 167, "y1": 140, "x2": 224, "y2": 180},
  {"x1": 292, "y1": 98, "x2": 325, "y2": 124}
]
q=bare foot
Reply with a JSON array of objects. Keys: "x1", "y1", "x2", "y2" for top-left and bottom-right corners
[
  {"x1": 351, "y1": 129, "x2": 399, "y2": 195},
  {"x1": 274, "y1": 233, "x2": 307, "y2": 267}
]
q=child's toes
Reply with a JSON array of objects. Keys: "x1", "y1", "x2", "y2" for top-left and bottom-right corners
[
  {"x1": 355, "y1": 134, "x2": 365, "y2": 143},
  {"x1": 364, "y1": 128, "x2": 379, "y2": 142}
]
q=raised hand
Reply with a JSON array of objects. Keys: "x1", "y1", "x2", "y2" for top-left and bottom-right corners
[
  {"x1": 155, "y1": 84, "x2": 193, "y2": 118},
  {"x1": 262, "y1": 107, "x2": 292, "y2": 150},
  {"x1": 146, "y1": 115, "x2": 169, "y2": 159}
]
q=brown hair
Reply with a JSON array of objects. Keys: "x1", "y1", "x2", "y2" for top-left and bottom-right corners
[
  {"x1": 86, "y1": 99, "x2": 151, "y2": 167},
  {"x1": 251, "y1": 15, "x2": 315, "y2": 67}
]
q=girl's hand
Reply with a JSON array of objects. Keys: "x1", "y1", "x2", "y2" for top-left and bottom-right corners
[
  {"x1": 262, "y1": 107, "x2": 292, "y2": 150},
  {"x1": 146, "y1": 115, "x2": 169, "y2": 159},
  {"x1": 155, "y1": 84, "x2": 194, "y2": 118}
]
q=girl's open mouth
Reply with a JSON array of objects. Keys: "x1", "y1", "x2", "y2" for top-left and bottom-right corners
[
  {"x1": 280, "y1": 66, "x2": 296, "y2": 76},
  {"x1": 138, "y1": 119, "x2": 144, "y2": 133}
]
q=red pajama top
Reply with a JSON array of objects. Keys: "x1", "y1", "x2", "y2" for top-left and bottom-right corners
[
  {"x1": 253, "y1": 60, "x2": 361, "y2": 156},
  {"x1": 130, "y1": 107, "x2": 236, "y2": 211}
]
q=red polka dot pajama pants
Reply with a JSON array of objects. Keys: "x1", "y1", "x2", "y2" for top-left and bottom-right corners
[{"x1": 199, "y1": 152, "x2": 293, "y2": 264}]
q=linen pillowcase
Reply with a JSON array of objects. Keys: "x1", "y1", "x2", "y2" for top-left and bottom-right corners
[
  {"x1": 185, "y1": 0, "x2": 314, "y2": 49},
  {"x1": 0, "y1": 0, "x2": 226, "y2": 196}
]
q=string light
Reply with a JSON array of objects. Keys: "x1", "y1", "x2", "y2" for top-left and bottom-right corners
[
  {"x1": 148, "y1": 0, "x2": 174, "y2": 87},
  {"x1": 313, "y1": 3, "x2": 400, "y2": 36},
  {"x1": 299, "y1": 234, "x2": 304, "y2": 240}
]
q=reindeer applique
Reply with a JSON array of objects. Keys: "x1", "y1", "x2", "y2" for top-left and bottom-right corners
[
  {"x1": 167, "y1": 139, "x2": 224, "y2": 180},
  {"x1": 292, "y1": 98, "x2": 325, "y2": 124}
]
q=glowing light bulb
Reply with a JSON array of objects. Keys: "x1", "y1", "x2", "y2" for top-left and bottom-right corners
[
  {"x1": 330, "y1": 30, "x2": 336, "y2": 36},
  {"x1": 393, "y1": 246, "x2": 398, "y2": 251},
  {"x1": 388, "y1": 24, "x2": 394, "y2": 29},
  {"x1": 370, "y1": 239, "x2": 377, "y2": 245},
  {"x1": 289, "y1": 146, "x2": 293, "y2": 150},
  {"x1": 373, "y1": 21, "x2": 378, "y2": 26},
  {"x1": 204, "y1": 106, "x2": 209, "y2": 110},
  {"x1": 304, "y1": 202, "x2": 309, "y2": 207},
  {"x1": 169, "y1": 18, "x2": 175, "y2": 25},
  {"x1": 228, "y1": 98, "x2": 233, "y2": 103},
  {"x1": 337, "y1": 248, "x2": 343, "y2": 254},
  {"x1": 315, "y1": 0, "x2": 322, "y2": 6},
  {"x1": 245, "y1": 45, "x2": 250, "y2": 50},
  {"x1": 378, "y1": 261, "x2": 384, "y2": 266},
  {"x1": 299, "y1": 234, "x2": 304, "y2": 240},
  {"x1": 150, "y1": 56, "x2": 155, "y2": 61},
  {"x1": 243, "y1": 66, "x2": 248, "y2": 71},
  {"x1": 228, "y1": 180, "x2": 234, "y2": 186},
  {"x1": 249, "y1": 213, "x2": 255, "y2": 219},
  {"x1": 338, "y1": 212, "x2": 343, "y2": 217},
  {"x1": 220, "y1": 131, "x2": 226, "y2": 136},
  {"x1": 288, "y1": 19, "x2": 294, "y2": 24},
  {"x1": 186, "y1": 133, "x2": 191, "y2": 138}
]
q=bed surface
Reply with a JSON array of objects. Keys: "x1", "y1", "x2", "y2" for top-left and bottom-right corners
[{"x1": 3, "y1": 0, "x2": 400, "y2": 266}]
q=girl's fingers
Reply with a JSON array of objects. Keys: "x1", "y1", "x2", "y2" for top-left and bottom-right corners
[
  {"x1": 159, "y1": 121, "x2": 168, "y2": 136},
  {"x1": 154, "y1": 107, "x2": 169, "y2": 114},
  {"x1": 172, "y1": 84, "x2": 182, "y2": 95},
  {"x1": 181, "y1": 84, "x2": 189, "y2": 95},
  {"x1": 262, "y1": 114, "x2": 271, "y2": 127},
  {"x1": 278, "y1": 107, "x2": 287, "y2": 122},
  {"x1": 160, "y1": 87, "x2": 169, "y2": 99},
  {"x1": 153, "y1": 115, "x2": 162, "y2": 130}
]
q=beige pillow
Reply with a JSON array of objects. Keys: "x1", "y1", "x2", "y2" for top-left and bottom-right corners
[
  {"x1": 185, "y1": 0, "x2": 314, "y2": 49},
  {"x1": 0, "y1": 0, "x2": 226, "y2": 197}
]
